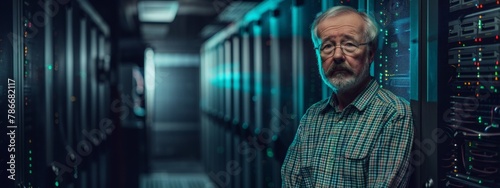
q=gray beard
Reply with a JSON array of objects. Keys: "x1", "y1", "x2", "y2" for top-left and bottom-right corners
[{"x1": 321, "y1": 63, "x2": 370, "y2": 93}]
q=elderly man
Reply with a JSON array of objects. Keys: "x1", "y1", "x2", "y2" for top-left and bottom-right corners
[{"x1": 281, "y1": 6, "x2": 414, "y2": 187}]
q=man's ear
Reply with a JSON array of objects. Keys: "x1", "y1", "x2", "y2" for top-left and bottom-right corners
[{"x1": 368, "y1": 47, "x2": 375, "y2": 63}]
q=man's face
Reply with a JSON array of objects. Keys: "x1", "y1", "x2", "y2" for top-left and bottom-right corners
[{"x1": 315, "y1": 12, "x2": 374, "y2": 92}]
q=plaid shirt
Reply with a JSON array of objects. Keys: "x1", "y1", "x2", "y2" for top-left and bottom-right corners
[{"x1": 281, "y1": 80, "x2": 414, "y2": 188}]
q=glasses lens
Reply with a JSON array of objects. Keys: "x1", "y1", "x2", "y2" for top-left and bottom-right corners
[
  {"x1": 343, "y1": 48, "x2": 356, "y2": 54},
  {"x1": 319, "y1": 42, "x2": 361, "y2": 57}
]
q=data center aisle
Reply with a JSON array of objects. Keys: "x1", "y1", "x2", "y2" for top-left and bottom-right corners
[
  {"x1": 138, "y1": 59, "x2": 214, "y2": 188},
  {"x1": 139, "y1": 121, "x2": 216, "y2": 188}
]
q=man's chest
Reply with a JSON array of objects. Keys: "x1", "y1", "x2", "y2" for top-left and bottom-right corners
[{"x1": 298, "y1": 112, "x2": 384, "y2": 186}]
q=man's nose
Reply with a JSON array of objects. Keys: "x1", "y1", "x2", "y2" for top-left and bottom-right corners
[{"x1": 332, "y1": 47, "x2": 344, "y2": 64}]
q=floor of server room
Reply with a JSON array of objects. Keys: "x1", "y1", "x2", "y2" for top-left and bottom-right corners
[
  {"x1": 140, "y1": 122, "x2": 216, "y2": 188},
  {"x1": 140, "y1": 161, "x2": 215, "y2": 188}
]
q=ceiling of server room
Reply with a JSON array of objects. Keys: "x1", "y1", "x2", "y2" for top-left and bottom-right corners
[{"x1": 88, "y1": 0, "x2": 263, "y2": 54}]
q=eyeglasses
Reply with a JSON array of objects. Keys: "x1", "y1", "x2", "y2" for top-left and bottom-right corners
[{"x1": 315, "y1": 41, "x2": 369, "y2": 57}]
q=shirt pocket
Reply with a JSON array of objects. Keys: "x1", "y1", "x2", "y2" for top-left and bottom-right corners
[{"x1": 338, "y1": 132, "x2": 375, "y2": 184}]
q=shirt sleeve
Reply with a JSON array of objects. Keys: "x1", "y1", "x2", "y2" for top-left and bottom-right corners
[
  {"x1": 368, "y1": 108, "x2": 414, "y2": 188},
  {"x1": 281, "y1": 111, "x2": 309, "y2": 188}
]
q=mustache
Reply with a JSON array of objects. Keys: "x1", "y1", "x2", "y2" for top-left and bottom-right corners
[{"x1": 325, "y1": 65, "x2": 353, "y2": 76}]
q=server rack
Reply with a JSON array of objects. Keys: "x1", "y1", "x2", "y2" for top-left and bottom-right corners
[
  {"x1": 441, "y1": 1, "x2": 500, "y2": 187},
  {"x1": 1, "y1": 0, "x2": 112, "y2": 187},
  {"x1": 231, "y1": 34, "x2": 243, "y2": 188}
]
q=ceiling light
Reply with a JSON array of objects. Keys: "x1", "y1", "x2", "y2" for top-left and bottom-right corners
[{"x1": 138, "y1": 1, "x2": 179, "y2": 23}]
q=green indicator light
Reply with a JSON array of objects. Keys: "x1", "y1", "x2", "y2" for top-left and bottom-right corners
[
  {"x1": 479, "y1": 134, "x2": 482, "y2": 139},
  {"x1": 29, "y1": 170, "x2": 32, "y2": 174},
  {"x1": 479, "y1": 180, "x2": 482, "y2": 184},
  {"x1": 496, "y1": 72, "x2": 498, "y2": 76},
  {"x1": 457, "y1": 86, "x2": 461, "y2": 89},
  {"x1": 55, "y1": 181, "x2": 59, "y2": 187},
  {"x1": 48, "y1": 65, "x2": 53, "y2": 70},
  {"x1": 29, "y1": 164, "x2": 32, "y2": 167},
  {"x1": 495, "y1": 89, "x2": 498, "y2": 93},
  {"x1": 29, "y1": 150, "x2": 32, "y2": 154},
  {"x1": 480, "y1": 86, "x2": 484, "y2": 89},
  {"x1": 469, "y1": 157, "x2": 472, "y2": 161},
  {"x1": 29, "y1": 157, "x2": 32, "y2": 161},
  {"x1": 266, "y1": 148, "x2": 274, "y2": 158},
  {"x1": 491, "y1": 86, "x2": 495, "y2": 90}
]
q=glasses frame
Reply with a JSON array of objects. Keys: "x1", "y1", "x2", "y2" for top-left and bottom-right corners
[{"x1": 314, "y1": 41, "x2": 370, "y2": 57}]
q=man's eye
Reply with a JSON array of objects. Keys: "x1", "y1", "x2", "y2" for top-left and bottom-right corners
[
  {"x1": 322, "y1": 44, "x2": 333, "y2": 49},
  {"x1": 344, "y1": 42, "x2": 356, "y2": 47}
]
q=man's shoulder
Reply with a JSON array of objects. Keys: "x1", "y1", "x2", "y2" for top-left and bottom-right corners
[
  {"x1": 304, "y1": 98, "x2": 330, "y2": 114},
  {"x1": 374, "y1": 88, "x2": 412, "y2": 115}
]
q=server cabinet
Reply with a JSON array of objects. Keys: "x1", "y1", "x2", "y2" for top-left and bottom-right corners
[
  {"x1": 271, "y1": 1, "x2": 294, "y2": 168},
  {"x1": 0, "y1": 0, "x2": 111, "y2": 187},
  {"x1": 441, "y1": 1, "x2": 500, "y2": 187},
  {"x1": 230, "y1": 34, "x2": 243, "y2": 188},
  {"x1": 291, "y1": 0, "x2": 323, "y2": 128},
  {"x1": 241, "y1": 25, "x2": 256, "y2": 188},
  {"x1": 0, "y1": 1, "x2": 14, "y2": 184},
  {"x1": 255, "y1": 11, "x2": 273, "y2": 188},
  {"x1": 223, "y1": 38, "x2": 235, "y2": 188},
  {"x1": 365, "y1": 0, "x2": 425, "y2": 186},
  {"x1": 267, "y1": 2, "x2": 293, "y2": 187},
  {"x1": 371, "y1": 0, "x2": 411, "y2": 100}
]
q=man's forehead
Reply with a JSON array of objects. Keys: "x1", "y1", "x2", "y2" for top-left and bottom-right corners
[
  {"x1": 316, "y1": 13, "x2": 364, "y2": 38},
  {"x1": 317, "y1": 26, "x2": 361, "y2": 40}
]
